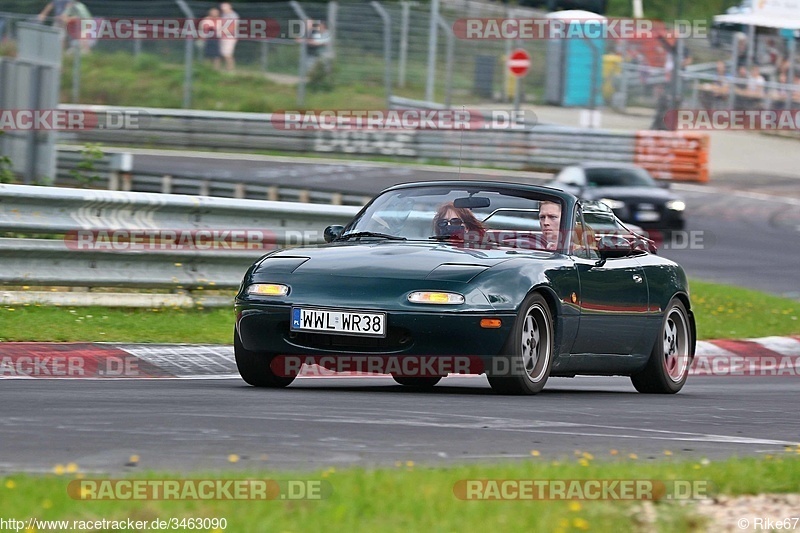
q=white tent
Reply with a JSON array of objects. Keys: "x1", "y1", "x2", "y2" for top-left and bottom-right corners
[{"x1": 713, "y1": 0, "x2": 800, "y2": 30}]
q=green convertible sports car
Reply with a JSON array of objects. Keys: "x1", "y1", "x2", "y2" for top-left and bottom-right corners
[{"x1": 234, "y1": 181, "x2": 696, "y2": 395}]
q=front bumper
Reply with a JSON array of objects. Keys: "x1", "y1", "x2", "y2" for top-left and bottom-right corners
[{"x1": 235, "y1": 301, "x2": 515, "y2": 360}]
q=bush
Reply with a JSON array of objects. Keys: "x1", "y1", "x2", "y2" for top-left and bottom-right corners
[{"x1": 307, "y1": 58, "x2": 334, "y2": 93}]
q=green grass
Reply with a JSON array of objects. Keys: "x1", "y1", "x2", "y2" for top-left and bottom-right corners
[
  {"x1": 2, "y1": 455, "x2": 800, "y2": 532},
  {"x1": 0, "y1": 304, "x2": 235, "y2": 343},
  {"x1": 61, "y1": 50, "x2": 473, "y2": 112},
  {"x1": 0, "y1": 281, "x2": 797, "y2": 343},
  {"x1": 691, "y1": 280, "x2": 799, "y2": 340},
  {"x1": 62, "y1": 52, "x2": 394, "y2": 112}
]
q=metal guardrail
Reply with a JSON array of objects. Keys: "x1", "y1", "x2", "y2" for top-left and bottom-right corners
[
  {"x1": 0, "y1": 184, "x2": 359, "y2": 290},
  {"x1": 54, "y1": 146, "x2": 371, "y2": 206},
  {"x1": 57, "y1": 103, "x2": 709, "y2": 181}
]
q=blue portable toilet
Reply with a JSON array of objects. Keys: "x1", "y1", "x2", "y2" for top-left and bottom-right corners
[{"x1": 544, "y1": 10, "x2": 606, "y2": 107}]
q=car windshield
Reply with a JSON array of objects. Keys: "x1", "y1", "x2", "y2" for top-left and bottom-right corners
[
  {"x1": 585, "y1": 167, "x2": 656, "y2": 188},
  {"x1": 341, "y1": 185, "x2": 564, "y2": 249}
]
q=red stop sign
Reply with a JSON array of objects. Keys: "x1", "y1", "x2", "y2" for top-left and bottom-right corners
[{"x1": 508, "y1": 49, "x2": 531, "y2": 77}]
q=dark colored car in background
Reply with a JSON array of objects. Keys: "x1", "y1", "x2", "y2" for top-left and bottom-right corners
[
  {"x1": 550, "y1": 162, "x2": 686, "y2": 231},
  {"x1": 234, "y1": 181, "x2": 695, "y2": 396}
]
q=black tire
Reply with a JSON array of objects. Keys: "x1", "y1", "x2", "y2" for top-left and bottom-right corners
[
  {"x1": 392, "y1": 376, "x2": 442, "y2": 388},
  {"x1": 487, "y1": 293, "x2": 554, "y2": 395},
  {"x1": 631, "y1": 299, "x2": 692, "y2": 394},
  {"x1": 234, "y1": 328, "x2": 295, "y2": 388}
]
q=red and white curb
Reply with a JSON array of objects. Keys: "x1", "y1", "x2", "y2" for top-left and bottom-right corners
[{"x1": 0, "y1": 337, "x2": 798, "y2": 379}]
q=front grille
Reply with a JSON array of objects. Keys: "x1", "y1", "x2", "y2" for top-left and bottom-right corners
[{"x1": 281, "y1": 321, "x2": 413, "y2": 352}]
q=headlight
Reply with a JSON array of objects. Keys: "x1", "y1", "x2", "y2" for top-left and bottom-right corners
[
  {"x1": 408, "y1": 291, "x2": 465, "y2": 305},
  {"x1": 247, "y1": 283, "x2": 290, "y2": 296},
  {"x1": 666, "y1": 200, "x2": 686, "y2": 211},
  {"x1": 599, "y1": 198, "x2": 626, "y2": 210}
]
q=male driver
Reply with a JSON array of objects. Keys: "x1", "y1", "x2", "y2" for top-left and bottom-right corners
[{"x1": 539, "y1": 200, "x2": 561, "y2": 251}]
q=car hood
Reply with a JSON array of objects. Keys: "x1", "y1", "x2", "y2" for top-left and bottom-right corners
[{"x1": 255, "y1": 241, "x2": 521, "y2": 282}]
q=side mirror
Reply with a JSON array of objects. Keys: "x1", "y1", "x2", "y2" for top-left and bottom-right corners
[
  {"x1": 658, "y1": 181, "x2": 671, "y2": 189},
  {"x1": 324, "y1": 225, "x2": 344, "y2": 243},
  {"x1": 596, "y1": 235, "x2": 635, "y2": 259}
]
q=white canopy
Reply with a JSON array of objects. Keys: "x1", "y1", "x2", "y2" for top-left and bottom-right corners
[
  {"x1": 713, "y1": 0, "x2": 800, "y2": 30},
  {"x1": 714, "y1": 13, "x2": 800, "y2": 30}
]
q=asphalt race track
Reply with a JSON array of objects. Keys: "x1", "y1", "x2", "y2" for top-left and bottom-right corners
[
  {"x1": 132, "y1": 152, "x2": 800, "y2": 299},
  {"x1": 2, "y1": 376, "x2": 798, "y2": 473},
  {"x1": 1, "y1": 155, "x2": 797, "y2": 474}
]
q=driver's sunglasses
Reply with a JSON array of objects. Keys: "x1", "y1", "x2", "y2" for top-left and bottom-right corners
[{"x1": 437, "y1": 218, "x2": 464, "y2": 227}]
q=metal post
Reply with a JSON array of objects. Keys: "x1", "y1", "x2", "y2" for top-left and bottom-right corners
[
  {"x1": 786, "y1": 36, "x2": 796, "y2": 111},
  {"x1": 503, "y1": 8, "x2": 513, "y2": 103},
  {"x1": 25, "y1": 65, "x2": 42, "y2": 184},
  {"x1": 290, "y1": 1, "x2": 309, "y2": 107},
  {"x1": 619, "y1": 39, "x2": 629, "y2": 110},
  {"x1": 436, "y1": 16, "x2": 453, "y2": 108},
  {"x1": 746, "y1": 24, "x2": 756, "y2": 69},
  {"x1": 399, "y1": 2, "x2": 410, "y2": 88},
  {"x1": 182, "y1": 39, "x2": 193, "y2": 108},
  {"x1": 133, "y1": 39, "x2": 141, "y2": 57},
  {"x1": 513, "y1": 76, "x2": 521, "y2": 115},
  {"x1": 372, "y1": 2, "x2": 392, "y2": 108},
  {"x1": 71, "y1": 39, "x2": 80, "y2": 102},
  {"x1": 327, "y1": 1, "x2": 337, "y2": 59},
  {"x1": 728, "y1": 33, "x2": 742, "y2": 109},
  {"x1": 175, "y1": 0, "x2": 195, "y2": 109},
  {"x1": 588, "y1": 39, "x2": 599, "y2": 112},
  {"x1": 425, "y1": 0, "x2": 439, "y2": 102},
  {"x1": 671, "y1": 36, "x2": 684, "y2": 111}
]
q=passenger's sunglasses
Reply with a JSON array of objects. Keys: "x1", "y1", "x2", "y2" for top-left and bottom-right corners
[{"x1": 437, "y1": 218, "x2": 464, "y2": 228}]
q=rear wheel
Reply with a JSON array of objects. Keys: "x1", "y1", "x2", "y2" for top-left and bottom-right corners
[
  {"x1": 392, "y1": 376, "x2": 442, "y2": 388},
  {"x1": 488, "y1": 293, "x2": 554, "y2": 395},
  {"x1": 234, "y1": 328, "x2": 295, "y2": 388},
  {"x1": 631, "y1": 299, "x2": 691, "y2": 394}
]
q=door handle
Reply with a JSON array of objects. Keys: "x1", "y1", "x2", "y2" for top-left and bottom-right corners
[{"x1": 632, "y1": 274, "x2": 643, "y2": 284}]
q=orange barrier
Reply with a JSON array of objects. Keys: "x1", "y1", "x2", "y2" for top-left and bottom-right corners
[{"x1": 634, "y1": 131, "x2": 710, "y2": 183}]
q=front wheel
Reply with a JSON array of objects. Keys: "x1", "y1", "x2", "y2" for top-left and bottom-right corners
[
  {"x1": 234, "y1": 328, "x2": 295, "y2": 388},
  {"x1": 631, "y1": 299, "x2": 692, "y2": 394},
  {"x1": 487, "y1": 293, "x2": 554, "y2": 395}
]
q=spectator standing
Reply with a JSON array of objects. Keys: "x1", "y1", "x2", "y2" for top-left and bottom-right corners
[
  {"x1": 63, "y1": 1, "x2": 92, "y2": 54},
  {"x1": 735, "y1": 66, "x2": 749, "y2": 90},
  {"x1": 219, "y1": 2, "x2": 239, "y2": 71},
  {"x1": 306, "y1": 20, "x2": 331, "y2": 62},
  {"x1": 746, "y1": 64, "x2": 765, "y2": 96},
  {"x1": 200, "y1": 8, "x2": 222, "y2": 70},
  {"x1": 38, "y1": 0, "x2": 73, "y2": 27},
  {"x1": 714, "y1": 60, "x2": 729, "y2": 87},
  {"x1": 771, "y1": 72, "x2": 789, "y2": 100}
]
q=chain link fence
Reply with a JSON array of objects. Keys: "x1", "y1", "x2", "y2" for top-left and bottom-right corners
[{"x1": 1, "y1": 2, "x2": 798, "y2": 118}]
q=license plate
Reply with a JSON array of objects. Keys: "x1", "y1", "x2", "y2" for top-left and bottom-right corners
[
  {"x1": 291, "y1": 307, "x2": 386, "y2": 338},
  {"x1": 635, "y1": 211, "x2": 661, "y2": 222}
]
